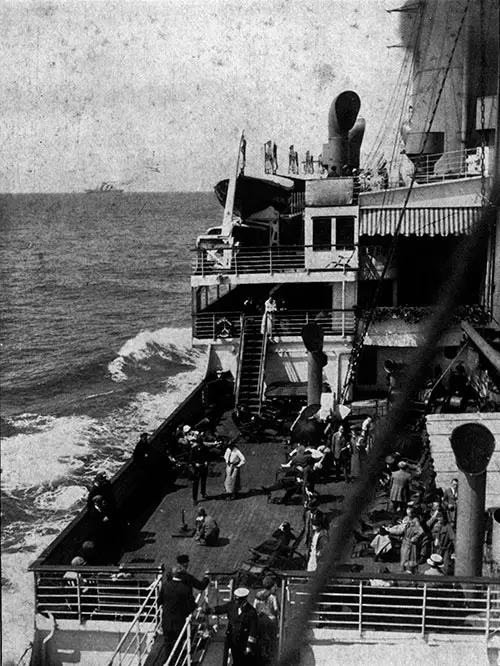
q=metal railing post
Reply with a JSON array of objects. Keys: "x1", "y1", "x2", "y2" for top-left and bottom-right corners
[
  {"x1": 187, "y1": 620, "x2": 192, "y2": 666},
  {"x1": 486, "y1": 585, "x2": 492, "y2": 637},
  {"x1": 358, "y1": 581, "x2": 363, "y2": 636},
  {"x1": 278, "y1": 576, "x2": 287, "y2": 658},
  {"x1": 136, "y1": 620, "x2": 141, "y2": 666},
  {"x1": 76, "y1": 573, "x2": 82, "y2": 623},
  {"x1": 421, "y1": 583, "x2": 428, "y2": 637}
]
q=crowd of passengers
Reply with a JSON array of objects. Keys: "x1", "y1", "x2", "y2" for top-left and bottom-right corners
[
  {"x1": 71, "y1": 403, "x2": 459, "y2": 580},
  {"x1": 62, "y1": 402, "x2": 473, "y2": 664}
]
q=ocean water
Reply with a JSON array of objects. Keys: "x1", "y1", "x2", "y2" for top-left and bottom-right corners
[{"x1": 0, "y1": 192, "x2": 220, "y2": 663}]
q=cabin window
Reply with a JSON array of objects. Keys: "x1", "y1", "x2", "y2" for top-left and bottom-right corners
[
  {"x1": 312, "y1": 217, "x2": 331, "y2": 251},
  {"x1": 335, "y1": 216, "x2": 355, "y2": 250}
]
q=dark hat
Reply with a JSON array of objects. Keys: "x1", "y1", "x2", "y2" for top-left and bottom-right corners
[
  {"x1": 197, "y1": 507, "x2": 207, "y2": 516},
  {"x1": 177, "y1": 554, "x2": 189, "y2": 565},
  {"x1": 262, "y1": 576, "x2": 276, "y2": 590}
]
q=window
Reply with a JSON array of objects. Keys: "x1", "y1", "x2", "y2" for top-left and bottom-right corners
[
  {"x1": 312, "y1": 217, "x2": 331, "y2": 251},
  {"x1": 335, "y1": 216, "x2": 355, "y2": 250}
]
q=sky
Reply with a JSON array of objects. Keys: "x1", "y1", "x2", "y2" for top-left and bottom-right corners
[{"x1": 1, "y1": 0, "x2": 406, "y2": 192}]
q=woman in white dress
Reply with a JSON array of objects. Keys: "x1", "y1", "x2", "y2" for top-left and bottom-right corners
[
  {"x1": 223, "y1": 440, "x2": 246, "y2": 500},
  {"x1": 261, "y1": 296, "x2": 277, "y2": 340}
]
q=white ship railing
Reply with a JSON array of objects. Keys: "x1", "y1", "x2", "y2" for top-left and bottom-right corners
[
  {"x1": 365, "y1": 146, "x2": 494, "y2": 191},
  {"x1": 281, "y1": 572, "x2": 500, "y2": 646},
  {"x1": 193, "y1": 244, "x2": 360, "y2": 277},
  {"x1": 34, "y1": 566, "x2": 162, "y2": 623},
  {"x1": 107, "y1": 575, "x2": 162, "y2": 666},
  {"x1": 194, "y1": 310, "x2": 356, "y2": 340}
]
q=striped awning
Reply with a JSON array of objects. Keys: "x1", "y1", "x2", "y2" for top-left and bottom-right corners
[{"x1": 359, "y1": 206, "x2": 481, "y2": 237}]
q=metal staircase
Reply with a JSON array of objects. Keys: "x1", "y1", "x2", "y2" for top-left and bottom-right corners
[{"x1": 235, "y1": 317, "x2": 267, "y2": 413}]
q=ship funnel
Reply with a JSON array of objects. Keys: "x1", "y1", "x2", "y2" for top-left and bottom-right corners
[
  {"x1": 323, "y1": 91, "x2": 362, "y2": 172},
  {"x1": 450, "y1": 423, "x2": 495, "y2": 577}
]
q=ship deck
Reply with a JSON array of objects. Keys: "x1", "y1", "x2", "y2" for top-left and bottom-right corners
[{"x1": 118, "y1": 413, "x2": 388, "y2": 580}]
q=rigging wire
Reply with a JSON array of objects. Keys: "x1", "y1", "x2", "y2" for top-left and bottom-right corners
[
  {"x1": 279, "y1": 174, "x2": 500, "y2": 666},
  {"x1": 340, "y1": 0, "x2": 471, "y2": 402}
]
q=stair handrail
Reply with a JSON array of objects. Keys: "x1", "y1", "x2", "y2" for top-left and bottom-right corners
[
  {"x1": 234, "y1": 315, "x2": 247, "y2": 407},
  {"x1": 257, "y1": 320, "x2": 268, "y2": 415}
]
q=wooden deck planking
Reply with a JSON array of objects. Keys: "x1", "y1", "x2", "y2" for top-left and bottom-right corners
[{"x1": 120, "y1": 419, "x2": 394, "y2": 579}]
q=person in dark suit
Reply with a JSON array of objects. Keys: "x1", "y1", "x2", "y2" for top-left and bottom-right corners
[
  {"x1": 175, "y1": 554, "x2": 210, "y2": 597},
  {"x1": 204, "y1": 587, "x2": 259, "y2": 665},
  {"x1": 86, "y1": 472, "x2": 116, "y2": 512},
  {"x1": 188, "y1": 437, "x2": 211, "y2": 505},
  {"x1": 159, "y1": 565, "x2": 197, "y2": 659},
  {"x1": 389, "y1": 461, "x2": 412, "y2": 515},
  {"x1": 133, "y1": 432, "x2": 153, "y2": 469},
  {"x1": 442, "y1": 478, "x2": 458, "y2": 527}
]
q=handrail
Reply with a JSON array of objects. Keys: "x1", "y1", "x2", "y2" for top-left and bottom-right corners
[
  {"x1": 257, "y1": 320, "x2": 268, "y2": 415},
  {"x1": 107, "y1": 574, "x2": 162, "y2": 666},
  {"x1": 277, "y1": 571, "x2": 500, "y2": 655},
  {"x1": 234, "y1": 315, "x2": 247, "y2": 406}
]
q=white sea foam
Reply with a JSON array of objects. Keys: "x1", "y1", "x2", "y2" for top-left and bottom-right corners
[
  {"x1": 2, "y1": 519, "x2": 69, "y2": 665},
  {"x1": 1, "y1": 415, "x2": 95, "y2": 493},
  {"x1": 107, "y1": 326, "x2": 199, "y2": 382},
  {"x1": 34, "y1": 485, "x2": 87, "y2": 511}
]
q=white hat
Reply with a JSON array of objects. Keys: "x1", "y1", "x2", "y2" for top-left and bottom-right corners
[
  {"x1": 426, "y1": 553, "x2": 444, "y2": 568},
  {"x1": 182, "y1": 425, "x2": 191, "y2": 434},
  {"x1": 234, "y1": 587, "x2": 250, "y2": 598}
]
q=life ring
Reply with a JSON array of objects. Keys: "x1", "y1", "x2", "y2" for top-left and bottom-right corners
[{"x1": 215, "y1": 317, "x2": 233, "y2": 338}]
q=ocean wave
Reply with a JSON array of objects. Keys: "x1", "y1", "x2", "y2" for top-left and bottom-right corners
[
  {"x1": 1, "y1": 415, "x2": 95, "y2": 493},
  {"x1": 107, "y1": 326, "x2": 201, "y2": 382}
]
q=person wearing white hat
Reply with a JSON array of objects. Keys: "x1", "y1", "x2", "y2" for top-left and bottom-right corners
[
  {"x1": 204, "y1": 587, "x2": 259, "y2": 664},
  {"x1": 424, "y1": 553, "x2": 445, "y2": 577}
]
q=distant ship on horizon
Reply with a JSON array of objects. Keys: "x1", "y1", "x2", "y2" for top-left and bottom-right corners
[{"x1": 85, "y1": 181, "x2": 124, "y2": 193}]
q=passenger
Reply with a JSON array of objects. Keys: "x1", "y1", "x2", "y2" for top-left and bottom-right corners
[
  {"x1": 159, "y1": 564, "x2": 197, "y2": 660},
  {"x1": 386, "y1": 506, "x2": 424, "y2": 571},
  {"x1": 223, "y1": 439, "x2": 246, "y2": 501},
  {"x1": 194, "y1": 508, "x2": 220, "y2": 546},
  {"x1": 133, "y1": 432, "x2": 153, "y2": 469},
  {"x1": 260, "y1": 295, "x2": 277, "y2": 341},
  {"x1": 176, "y1": 554, "x2": 210, "y2": 595},
  {"x1": 370, "y1": 526, "x2": 392, "y2": 562},
  {"x1": 424, "y1": 553, "x2": 446, "y2": 578},
  {"x1": 338, "y1": 436, "x2": 353, "y2": 483},
  {"x1": 330, "y1": 423, "x2": 349, "y2": 479},
  {"x1": 254, "y1": 576, "x2": 279, "y2": 666},
  {"x1": 306, "y1": 512, "x2": 329, "y2": 572},
  {"x1": 327, "y1": 165, "x2": 339, "y2": 178},
  {"x1": 442, "y1": 478, "x2": 458, "y2": 527},
  {"x1": 86, "y1": 472, "x2": 116, "y2": 512},
  {"x1": 188, "y1": 436, "x2": 210, "y2": 506},
  {"x1": 389, "y1": 461, "x2": 412, "y2": 516},
  {"x1": 177, "y1": 424, "x2": 193, "y2": 448},
  {"x1": 88, "y1": 495, "x2": 124, "y2": 563},
  {"x1": 430, "y1": 512, "x2": 455, "y2": 573},
  {"x1": 351, "y1": 431, "x2": 368, "y2": 479},
  {"x1": 203, "y1": 587, "x2": 260, "y2": 666},
  {"x1": 271, "y1": 521, "x2": 295, "y2": 555}
]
